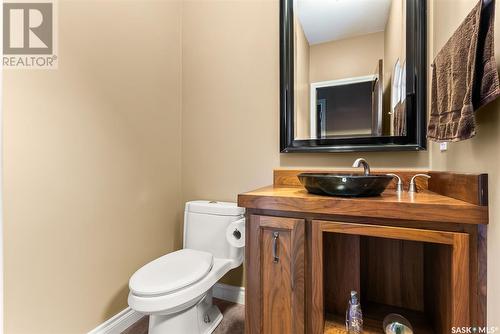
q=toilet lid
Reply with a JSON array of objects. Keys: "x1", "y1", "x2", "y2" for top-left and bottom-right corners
[{"x1": 129, "y1": 249, "x2": 214, "y2": 296}]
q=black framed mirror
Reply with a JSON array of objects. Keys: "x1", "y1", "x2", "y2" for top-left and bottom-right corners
[{"x1": 280, "y1": 0, "x2": 427, "y2": 153}]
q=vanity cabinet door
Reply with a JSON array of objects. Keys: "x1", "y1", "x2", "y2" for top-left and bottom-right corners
[{"x1": 246, "y1": 215, "x2": 305, "y2": 334}]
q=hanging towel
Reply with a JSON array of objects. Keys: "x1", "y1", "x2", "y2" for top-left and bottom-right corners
[{"x1": 428, "y1": 0, "x2": 500, "y2": 142}]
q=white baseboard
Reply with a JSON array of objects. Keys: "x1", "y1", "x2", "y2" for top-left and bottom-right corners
[
  {"x1": 88, "y1": 284, "x2": 244, "y2": 334},
  {"x1": 213, "y1": 283, "x2": 245, "y2": 305},
  {"x1": 87, "y1": 307, "x2": 143, "y2": 334}
]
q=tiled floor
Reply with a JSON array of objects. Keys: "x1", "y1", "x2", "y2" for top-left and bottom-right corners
[{"x1": 121, "y1": 299, "x2": 244, "y2": 334}]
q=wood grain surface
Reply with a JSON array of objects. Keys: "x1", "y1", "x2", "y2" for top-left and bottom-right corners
[
  {"x1": 246, "y1": 215, "x2": 304, "y2": 334},
  {"x1": 242, "y1": 169, "x2": 487, "y2": 334},
  {"x1": 311, "y1": 221, "x2": 471, "y2": 334},
  {"x1": 238, "y1": 186, "x2": 488, "y2": 225},
  {"x1": 273, "y1": 169, "x2": 488, "y2": 206},
  {"x1": 324, "y1": 233, "x2": 360, "y2": 315},
  {"x1": 428, "y1": 172, "x2": 488, "y2": 206},
  {"x1": 364, "y1": 238, "x2": 424, "y2": 311},
  {"x1": 262, "y1": 228, "x2": 292, "y2": 334}
]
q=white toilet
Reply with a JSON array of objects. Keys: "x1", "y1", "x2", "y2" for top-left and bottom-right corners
[{"x1": 128, "y1": 201, "x2": 245, "y2": 334}]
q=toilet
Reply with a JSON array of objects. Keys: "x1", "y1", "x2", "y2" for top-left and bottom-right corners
[{"x1": 128, "y1": 201, "x2": 245, "y2": 334}]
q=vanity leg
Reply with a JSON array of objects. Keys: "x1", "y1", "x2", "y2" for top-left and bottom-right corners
[
  {"x1": 310, "y1": 221, "x2": 324, "y2": 334},
  {"x1": 451, "y1": 233, "x2": 470, "y2": 327},
  {"x1": 477, "y1": 225, "x2": 487, "y2": 326}
]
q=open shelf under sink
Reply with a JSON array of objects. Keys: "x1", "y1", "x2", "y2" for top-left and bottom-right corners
[
  {"x1": 322, "y1": 231, "x2": 458, "y2": 333},
  {"x1": 323, "y1": 302, "x2": 434, "y2": 334}
]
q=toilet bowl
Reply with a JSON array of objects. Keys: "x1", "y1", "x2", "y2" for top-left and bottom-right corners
[{"x1": 128, "y1": 201, "x2": 245, "y2": 334}]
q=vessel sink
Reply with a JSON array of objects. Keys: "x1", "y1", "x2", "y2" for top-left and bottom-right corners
[{"x1": 297, "y1": 173, "x2": 394, "y2": 197}]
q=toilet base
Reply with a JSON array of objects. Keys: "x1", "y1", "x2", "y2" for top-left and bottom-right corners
[{"x1": 148, "y1": 291, "x2": 222, "y2": 334}]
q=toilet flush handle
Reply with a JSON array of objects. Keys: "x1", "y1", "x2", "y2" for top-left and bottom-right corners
[{"x1": 233, "y1": 229, "x2": 242, "y2": 240}]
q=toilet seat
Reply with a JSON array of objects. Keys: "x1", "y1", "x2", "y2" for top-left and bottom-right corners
[
  {"x1": 128, "y1": 258, "x2": 235, "y2": 316},
  {"x1": 129, "y1": 249, "x2": 214, "y2": 297}
]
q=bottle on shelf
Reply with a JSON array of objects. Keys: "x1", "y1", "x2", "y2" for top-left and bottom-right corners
[{"x1": 346, "y1": 290, "x2": 363, "y2": 334}]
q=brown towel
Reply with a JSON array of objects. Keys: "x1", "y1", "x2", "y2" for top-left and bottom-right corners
[
  {"x1": 393, "y1": 101, "x2": 407, "y2": 136},
  {"x1": 428, "y1": 0, "x2": 500, "y2": 142}
]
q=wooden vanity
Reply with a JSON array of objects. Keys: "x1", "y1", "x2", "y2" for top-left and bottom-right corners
[{"x1": 238, "y1": 169, "x2": 488, "y2": 334}]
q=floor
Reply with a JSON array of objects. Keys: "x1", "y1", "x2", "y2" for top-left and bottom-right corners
[{"x1": 121, "y1": 298, "x2": 245, "y2": 334}]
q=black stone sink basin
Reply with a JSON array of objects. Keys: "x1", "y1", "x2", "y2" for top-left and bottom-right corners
[{"x1": 297, "y1": 173, "x2": 394, "y2": 197}]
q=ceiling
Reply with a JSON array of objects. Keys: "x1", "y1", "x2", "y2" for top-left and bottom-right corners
[{"x1": 296, "y1": 0, "x2": 392, "y2": 45}]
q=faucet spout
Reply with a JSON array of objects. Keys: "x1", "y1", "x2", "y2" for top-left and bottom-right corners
[{"x1": 352, "y1": 158, "x2": 371, "y2": 175}]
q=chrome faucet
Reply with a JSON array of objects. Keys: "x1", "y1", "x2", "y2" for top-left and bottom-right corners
[
  {"x1": 409, "y1": 174, "x2": 431, "y2": 192},
  {"x1": 386, "y1": 173, "x2": 404, "y2": 193},
  {"x1": 352, "y1": 158, "x2": 371, "y2": 175}
]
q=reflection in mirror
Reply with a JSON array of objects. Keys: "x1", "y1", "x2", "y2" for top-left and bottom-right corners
[{"x1": 293, "y1": 0, "x2": 407, "y2": 140}]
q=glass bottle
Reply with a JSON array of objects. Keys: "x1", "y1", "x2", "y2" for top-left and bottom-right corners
[{"x1": 346, "y1": 290, "x2": 363, "y2": 334}]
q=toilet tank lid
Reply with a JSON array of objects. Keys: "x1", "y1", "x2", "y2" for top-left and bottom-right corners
[{"x1": 186, "y1": 200, "x2": 245, "y2": 216}]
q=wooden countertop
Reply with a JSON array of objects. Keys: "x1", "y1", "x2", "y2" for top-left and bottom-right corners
[{"x1": 238, "y1": 185, "x2": 488, "y2": 225}]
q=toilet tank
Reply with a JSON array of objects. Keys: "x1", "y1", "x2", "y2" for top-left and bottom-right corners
[{"x1": 183, "y1": 201, "x2": 245, "y2": 261}]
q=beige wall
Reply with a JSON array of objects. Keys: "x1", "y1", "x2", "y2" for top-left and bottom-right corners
[
  {"x1": 383, "y1": 0, "x2": 406, "y2": 86},
  {"x1": 294, "y1": 19, "x2": 310, "y2": 140},
  {"x1": 181, "y1": 4, "x2": 499, "y2": 324},
  {"x1": 306, "y1": 32, "x2": 385, "y2": 137},
  {"x1": 8, "y1": 0, "x2": 499, "y2": 331},
  {"x1": 181, "y1": 0, "x2": 281, "y2": 286},
  {"x1": 383, "y1": 0, "x2": 406, "y2": 83},
  {"x1": 429, "y1": 0, "x2": 500, "y2": 322},
  {"x1": 383, "y1": 0, "x2": 406, "y2": 134},
  {"x1": 3, "y1": 1, "x2": 182, "y2": 333},
  {"x1": 181, "y1": 0, "x2": 428, "y2": 287},
  {"x1": 309, "y1": 31, "x2": 385, "y2": 83}
]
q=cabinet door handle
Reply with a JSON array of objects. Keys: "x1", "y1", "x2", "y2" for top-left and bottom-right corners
[{"x1": 272, "y1": 232, "x2": 279, "y2": 263}]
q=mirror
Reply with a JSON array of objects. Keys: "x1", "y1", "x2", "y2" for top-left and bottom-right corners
[{"x1": 280, "y1": 0, "x2": 427, "y2": 152}]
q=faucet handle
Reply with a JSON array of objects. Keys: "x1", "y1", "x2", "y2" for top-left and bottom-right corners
[
  {"x1": 386, "y1": 173, "x2": 404, "y2": 192},
  {"x1": 409, "y1": 174, "x2": 431, "y2": 193}
]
